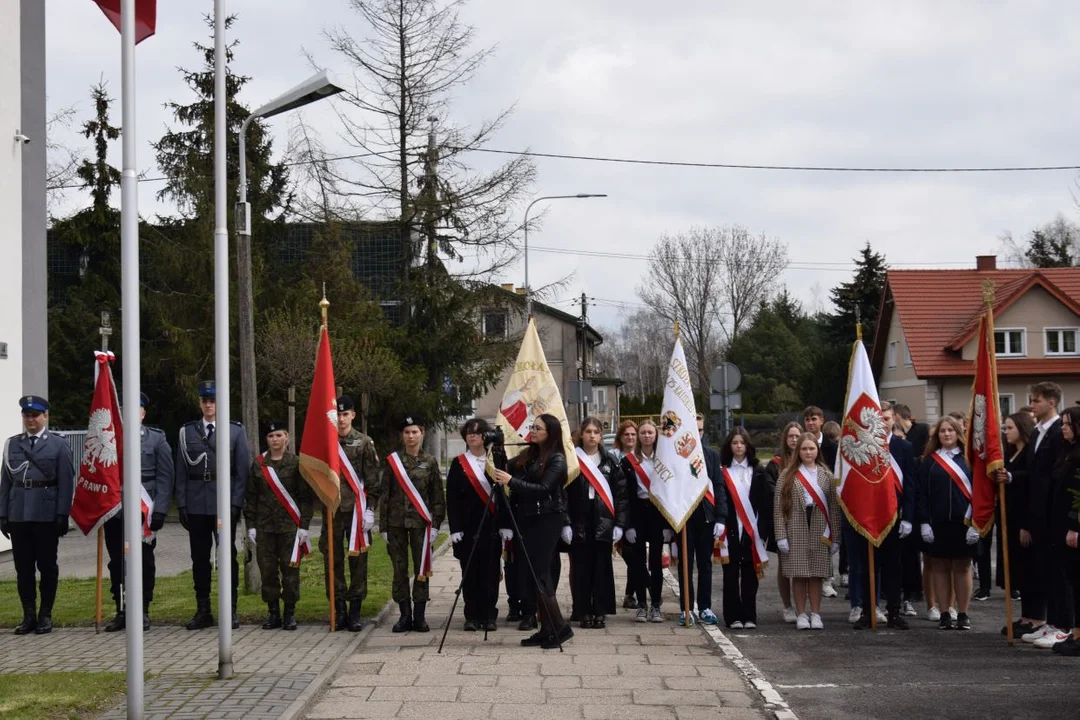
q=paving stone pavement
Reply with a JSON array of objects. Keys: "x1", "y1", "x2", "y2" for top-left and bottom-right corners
[{"x1": 305, "y1": 547, "x2": 767, "y2": 720}]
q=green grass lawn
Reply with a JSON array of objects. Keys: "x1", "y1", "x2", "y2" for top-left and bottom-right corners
[
  {"x1": 0, "y1": 671, "x2": 125, "y2": 719},
  {"x1": 0, "y1": 535, "x2": 397, "y2": 628}
]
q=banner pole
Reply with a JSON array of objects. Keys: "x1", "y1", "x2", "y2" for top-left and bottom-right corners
[
  {"x1": 95, "y1": 527, "x2": 104, "y2": 633},
  {"x1": 999, "y1": 484, "x2": 1014, "y2": 645},
  {"x1": 680, "y1": 527, "x2": 691, "y2": 626},
  {"x1": 328, "y1": 510, "x2": 336, "y2": 632},
  {"x1": 867, "y1": 538, "x2": 877, "y2": 630}
]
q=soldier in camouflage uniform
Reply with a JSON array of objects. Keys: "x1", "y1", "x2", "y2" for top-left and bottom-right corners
[
  {"x1": 244, "y1": 421, "x2": 312, "y2": 631},
  {"x1": 324, "y1": 395, "x2": 381, "y2": 631},
  {"x1": 380, "y1": 416, "x2": 445, "y2": 633}
]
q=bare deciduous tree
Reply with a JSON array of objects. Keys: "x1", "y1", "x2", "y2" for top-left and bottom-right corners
[
  {"x1": 595, "y1": 308, "x2": 670, "y2": 400},
  {"x1": 717, "y1": 225, "x2": 789, "y2": 344},
  {"x1": 45, "y1": 103, "x2": 83, "y2": 212}
]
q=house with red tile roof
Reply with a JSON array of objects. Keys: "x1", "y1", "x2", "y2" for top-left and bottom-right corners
[{"x1": 871, "y1": 255, "x2": 1080, "y2": 422}]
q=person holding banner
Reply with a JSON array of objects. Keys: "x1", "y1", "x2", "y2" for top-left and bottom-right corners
[
  {"x1": 718, "y1": 428, "x2": 772, "y2": 630},
  {"x1": 0, "y1": 396, "x2": 75, "y2": 635},
  {"x1": 997, "y1": 412, "x2": 1036, "y2": 636},
  {"x1": 567, "y1": 417, "x2": 629, "y2": 629},
  {"x1": 325, "y1": 395, "x2": 381, "y2": 632},
  {"x1": 622, "y1": 420, "x2": 670, "y2": 622},
  {"x1": 447, "y1": 417, "x2": 508, "y2": 631},
  {"x1": 245, "y1": 421, "x2": 313, "y2": 631},
  {"x1": 773, "y1": 433, "x2": 840, "y2": 631},
  {"x1": 916, "y1": 416, "x2": 976, "y2": 631},
  {"x1": 1050, "y1": 406, "x2": 1080, "y2": 655},
  {"x1": 381, "y1": 417, "x2": 445, "y2": 633},
  {"x1": 766, "y1": 421, "x2": 803, "y2": 623}
]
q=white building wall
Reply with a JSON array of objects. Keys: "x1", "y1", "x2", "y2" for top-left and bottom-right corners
[{"x1": 0, "y1": 0, "x2": 25, "y2": 553}]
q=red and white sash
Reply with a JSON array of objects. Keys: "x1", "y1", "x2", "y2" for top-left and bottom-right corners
[
  {"x1": 889, "y1": 453, "x2": 904, "y2": 494},
  {"x1": 139, "y1": 485, "x2": 154, "y2": 542},
  {"x1": 458, "y1": 453, "x2": 494, "y2": 513},
  {"x1": 387, "y1": 452, "x2": 434, "y2": 579},
  {"x1": 625, "y1": 452, "x2": 653, "y2": 496},
  {"x1": 721, "y1": 466, "x2": 768, "y2": 577},
  {"x1": 575, "y1": 447, "x2": 615, "y2": 516},
  {"x1": 337, "y1": 444, "x2": 369, "y2": 555},
  {"x1": 932, "y1": 450, "x2": 973, "y2": 521},
  {"x1": 797, "y1": 467, "x2": 832, "y2": 545},
  {"x1": 258, "y1": 455, "x2": 311, "y2": 566}
]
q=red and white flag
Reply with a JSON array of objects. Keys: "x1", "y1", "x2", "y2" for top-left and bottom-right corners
[
  {"x1": 91, "y1": 0, "x2": 157, "y2": 44},
  {"x1": 71, "y1": 352, "x2": 124, "y2": 535},
  {"x1": 299, "y1": 325, "x2": 341, "y2": 514},
  {"x1": 966, "y1": 303, "x2": 1004, "y2": 536}
]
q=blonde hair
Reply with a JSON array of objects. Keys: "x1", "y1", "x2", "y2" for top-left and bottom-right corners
[
  {"x1": 635, "y1": 420, "x2": 658, "y2": 455},
  {"x1": 778, "y1": 432, "x2": 826, "y2": 520}
]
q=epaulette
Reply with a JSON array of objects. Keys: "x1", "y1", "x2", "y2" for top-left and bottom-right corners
[
  {"x1": 50, "y1": 431, "x2": 67, "y2": 439},
  {"x1": 182, "y1": 420, "x2": 201, "y2": 428},
  {"x1": 230, "y1": 420, "x2": 243, "y2": 428},
  {"x1": 145, "y1": 426, "x2": 165, "y2": 435}
]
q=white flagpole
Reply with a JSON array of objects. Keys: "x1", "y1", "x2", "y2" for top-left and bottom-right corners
[
  {"x1": 214, "y1": 0, "x2": 234, "y2": 679},
  {"x1": 120, "y1": 0, "x2": 145, "y2": 715}
]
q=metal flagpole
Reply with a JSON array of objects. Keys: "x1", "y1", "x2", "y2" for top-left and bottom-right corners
[
  {"x1": 119, "y1": 0, "x2": 145, "y2": 714},
  {"x1": 214, "y1": 0, "x2": 234, "y2": 680}
]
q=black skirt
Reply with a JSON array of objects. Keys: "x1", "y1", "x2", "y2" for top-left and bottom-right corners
[{"x1": 925, "y1": 522, "x2": 977, "y2": 560}]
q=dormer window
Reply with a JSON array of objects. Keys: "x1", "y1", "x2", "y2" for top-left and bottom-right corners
[
  {"x1": 994, "y1": 329, "x2": 1025, "y2": 357},
  {"x1": 1045, "y1": 328, "x2": 1079, "y2": 356}
]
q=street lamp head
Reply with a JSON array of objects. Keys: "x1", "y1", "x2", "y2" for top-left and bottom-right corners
[
  {"x1": 251, "y1": 70, "x2": 345, "y2": 120},
  {"x1": 574, "y1": 193, "x2": 607, "y2": 199}
]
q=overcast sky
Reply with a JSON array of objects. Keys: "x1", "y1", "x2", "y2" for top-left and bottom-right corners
[{"x1": 46, "y1": 0, "x2": 1080, "y2": 332}]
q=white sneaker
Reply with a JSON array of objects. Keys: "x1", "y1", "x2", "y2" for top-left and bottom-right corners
[
  {"x1": 796, "y1": 613, "x2": 810, "y2": 630},
  {"x1": 729, "y1": 620, "x2": 744, "y2": 629},
  {"x1": 822, "y1": 581, "x2": 839, "y2": 598},
  {"x1": 948, "y1": 607, "x2": 957, "y2": 621},
  {"x1": 810, "y1": 613, "x2": 824, "y2": 630},
  {"x1": 876, "y1": 607, "x2": 887, "y2": 623},
  {"x1": 839, "y1": 573, "x2": 849, "y2": 588},
  {"x1": 782, "y1": 607, "x2": 797, "y2": 623},
  {"x1": 902, "y1": 601, "x2": 918, "y2": 617},
  {"x1": 926, "y1": 606, "x2": 941, "y2": 622},
  {"x1": 1022, "y1": 624, "x2": 1053, "y2": 643},
  {"x1": 635, "y1": 607, "x2": 648, "y2": 623},
  {"x1": 743, "y1": 621, "x2": 757, "y2": 629},
  {"x1": 848, "y1": 607, "x2": 863, "y2": 624},
  {"x1": 1034, "y1": 629, "x2": 1070, "y2": 649}
]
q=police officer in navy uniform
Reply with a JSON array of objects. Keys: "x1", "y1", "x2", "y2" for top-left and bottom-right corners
[
  {"x1": 174, "y1": 380, "x2": 250, "y2": 630},
  {"x1": 104, "y1": 392, "x2": 174, "y2": 633},
  {"x1": 0, "y1": 396, "x2": 76, "y2": 635}
]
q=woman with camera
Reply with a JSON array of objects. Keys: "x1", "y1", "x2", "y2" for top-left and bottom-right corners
[{"x1": 493, "y1": 413, "x2": 573, "y2": 648}]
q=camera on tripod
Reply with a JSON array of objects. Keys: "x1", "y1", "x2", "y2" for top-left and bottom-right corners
[{"x1": 482, "y1": 427, "x2": 507, "y2": 470}]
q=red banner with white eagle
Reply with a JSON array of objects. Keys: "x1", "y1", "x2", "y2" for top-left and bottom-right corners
[
  {"x1": 71, "y1": 352, "x2": 124, "y2": 535},
  {"x1": 836, "y1": 339, "x2": 900, "y2": 546},
  {"x1": 966, "y1": 305, "x2": 1004, "y2": 537}
]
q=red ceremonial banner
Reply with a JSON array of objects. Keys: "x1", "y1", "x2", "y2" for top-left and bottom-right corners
[
  {"x1": 299, "y1": 325, "x2": 341, "y2": 513},
  {"x1": 966, "y1": 309, "x2": 1004, "y2": 536},
  {"x1": 71, "y1": 352, "x2": 124, "y2": 535},
  {"x1": 91, "y1": 0, "x2": 157, "y2": 44}
]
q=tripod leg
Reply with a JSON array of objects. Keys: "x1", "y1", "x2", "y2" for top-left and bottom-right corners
[{"x1": 437, "y1": 489, "x2": 499, "y2": 654}]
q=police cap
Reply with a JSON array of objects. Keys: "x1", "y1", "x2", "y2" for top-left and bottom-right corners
[
  {"x1": 337, "y1": 395, "x2": 355, "y2": 412},
  {"x1": 198, "y1": 380, "x2": 216, "y2": 398},
  {"x1": 140, "y1": 392, "x2": 149, "y2": 408},
  {"x1": 19, "y1": 395, "x2": 49, "y2": 413}
]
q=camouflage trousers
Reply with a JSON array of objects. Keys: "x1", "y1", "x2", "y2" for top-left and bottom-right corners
[
  {"x1": 387, "y1": 526, "x2": 429, "y2": 603},
  {"x1": 319, "y1": 509, "x2": 369, "y2": 601},
  {"x1": 257, "y1": 529, "x2": 301, "y2": 604}
]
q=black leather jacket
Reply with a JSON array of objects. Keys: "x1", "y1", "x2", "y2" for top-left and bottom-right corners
[
  {"x1": 567, "y1": 448, "x2": 630, "y2": 543},
  {"x1": 508, "y1": 452, "x2": 568, "y2": 518}
]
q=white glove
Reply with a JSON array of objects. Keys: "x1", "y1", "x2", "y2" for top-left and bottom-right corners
[
  {"x1": 920, "y1": 524, "x2": 934, "y2": 544},
  {"x1": 625, "y1": 528, "x2": 638, "y2": 544},
  {"x1": 381, "y1": 531, "x2": 388, "y2": 543},
  {"x1": 831, "y1": 541, "x2": 840, "y2": 555},
  {"x1": 363, "y1": 508, "x2": 375, "y2": 531},
  {"x1": 713, "y1": 523, "x2": 725, "y2": 540},
  {"x1": 898, "y1": 521, "x2": 912, "y2": 539},
  {"x1": 450, "y1": 532, "x2": 465, "y2": 544},
  {"x1": 561, "y1": 525, "x2": 573, "y2": 544},
  {"x1": 248, "y1": 528, "x2": 257, "y2": 545},
  {"x1": 430, "y1": 528, "x2": 439, "y2": 544},
  {"x1": 612, "y1": 527, "x2": 624, "y2": 544},
  {"x1": 776, "y1": 538, "x2": 789, "y2": 553},
  {"x1": 499, "y1": 528, "x2": 513, "y2": 542},
  {"x1": 663, "y1": 529, "x2": 675, "y2": 543},
  {"x1": 965, "y1": 527, "x2": 980, "y2": 545},
  {"x1": 297, "y1": 528, "x2": 310, "y2": 545}
]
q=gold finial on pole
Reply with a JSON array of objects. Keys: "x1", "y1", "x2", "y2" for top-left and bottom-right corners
[
  {"x1": 320, "y1": 284, "x2": 330, "y2": 327},
  {"x1": 982, "y1": 278, "x2": 995, "y2": 307},
  {"x1": 674, "y1": 320, "x2": 681, "y2": 340},
  {"x1": 855, "y1": 306, "x2": 863, "y2": 342}
]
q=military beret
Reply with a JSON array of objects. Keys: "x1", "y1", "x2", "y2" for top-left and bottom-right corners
[
  {"x1": 399, "y1": 415, "x2": 424, "y2": 431},
  {"x1": 264, "y1": 420, "x2": 288, "y2": 435},
  {"x1": 19, "y1": 395, "x2": 49, "y2": 413},
  {"x1": 337, "y1": 395, "x2": 355, "y2": 412},
  {"x1": 197, "y1": 380, "x2": 216, "y2": 398}
]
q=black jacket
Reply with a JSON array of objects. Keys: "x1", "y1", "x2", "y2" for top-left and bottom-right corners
[
  {"x1": 890, "y1": 435, "x2": 918, "y2": 524},
  {"x1": 1049, "y1": 453, "x2": 1080, "y2": 543},
  {"x1": 508, "y1": 452, "x2": 568, "y2": 519},
  {"x1": 1025, "y1": 418, "x2": 1063, "y2": 540},
  {"x1": 820, "y1": 435, "x2": 839, "y2": 473},
  {"x1": 916, "y1": 451, "x2": 971, "y2": 526},
  {"x1": 621, "y1": 453, "x2": 667, "y2": 534},
  {"x1": 1003, "y1": 447, "x2": 1030, "y2": 531},
  {"x1": 905, "y1": 422, "x2": 930, "y2": 458},
  {"x1": 568, "y1": 448, "x2": 630, "y2": 543},
  {"x1": 696, "y1": 445, "x2": 728, "y2": 526},
  {"x1": 717, "y1": 463, "x2": 773, "y2": 546},
  {"x1": 446, "y1": 455, "x2": 509, "y2": 559}
]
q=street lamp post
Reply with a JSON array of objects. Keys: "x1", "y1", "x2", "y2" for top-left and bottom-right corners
[
  {"x1": 236, "y1": 71, "x2": 343, "y2": 453},
  {"x1": 523, "y1": 194, "x2": 606, "y2": 317}
]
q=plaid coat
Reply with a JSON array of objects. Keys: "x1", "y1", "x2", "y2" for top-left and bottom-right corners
[{"x1": 772, "y1": 465, "x2": 839, "y2": 579}]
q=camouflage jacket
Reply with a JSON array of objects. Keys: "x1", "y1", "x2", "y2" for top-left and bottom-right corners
[
  {"x1": 335, "y1": 429, "x2": 381, "y2": 515},
  {"x1": 244, "y1": 451, "x2": 313, "y2": 533},
  {"x1": 379, "y1": 450, "x2": 445, "y2": 530}
]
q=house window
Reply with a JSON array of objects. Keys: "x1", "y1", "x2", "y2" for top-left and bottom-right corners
[
  {"x1": 904, "y1": 342, "x2": 913, "y2": 366},
  {"x1": 1045, "y1": 328, "x2": 1079, "y2": 356},
  {"x1": 482, "y1": 311, "x2": 507, "y2": 339},
  {"x1": 888, "y1": 342, "x2": 898, "y2": 369},
  {"x1": 994, "y1": 329, "x2": 1026, "y2": 357},
  {"x1": 999, "y1": 394, "x2": 1014, "y2": 418},
  {"x1": 595, "y1": 388, "x2": 607, "y2": 411}
]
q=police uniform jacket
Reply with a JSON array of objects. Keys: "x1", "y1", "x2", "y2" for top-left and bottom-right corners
[
  {"x1": 0, "y1": 430, "x2": 75, "y2": 523},
  {"x1": 379, "y1": 450, "x2": 446, "y2": 530},
  {"x1": 244, "y1": 451, "x2": 313, "y2": 533},
  {"x1": 567, "y1": 448, "x2": 630, "y2": 543},
  {"x1": 338, "y1": 429, "x2": 381, "y2": 514},
  {"x1": 175, "y1": 419, "x2": 250, "y2": 515},
  {"x1": 141, "y1": 426, "x2": 174, "y2": 517}
]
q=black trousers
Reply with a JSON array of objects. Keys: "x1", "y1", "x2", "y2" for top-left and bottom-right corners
[
  {"x1": 516, "y1": 513, "x2": 563, "y2": 616},
  {"x1": 627, "y1": 500, "x2": 666, "y2": 607},
  {"x1": 975, "y1": 532, "x2": 993, "y2": 594},
  {"x1": 104, "y1": 515, "x2": 157, "y2": 609},
  {"x1": 721, "y1": 533, "x2": 759, "y2": 625},
  {"x1": 569, "y1": 539, "x2": 616, "y2": 616},
  {"x1": 187, "y1": 513, "x2": 239, "y2": 604},
  {"x1": 675, "y1": 520, "x2": 715, "y2": 613},
  {"x1": 1045, "y1": 543, "x2": 1074, "y2": 630},
  {"x1": 10, "y1": 521, "x2": 59, "y2": 612},
  {"x1": 455, "y1": 533, "x2": 501, "y2": 623},
  {"x1": 900, "y1": 533, "x2": 923, "y2": 600},
  {"x1": 856, "y1": 524, "x2": 902, "y2": 614}
]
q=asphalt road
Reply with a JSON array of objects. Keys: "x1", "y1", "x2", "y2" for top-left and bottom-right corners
[{"x1": 710, "y1": 552, "x2": 1080, "y2": 720}]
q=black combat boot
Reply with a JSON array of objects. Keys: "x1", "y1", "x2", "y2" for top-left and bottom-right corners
[
  {"x1": 143, "y1": 604, "x2": 151, "y2": 631},
  {"x1": 35, "y1": 610, "x2": 54, "y2": 635},
  {"x1": 413, "y1": 602, "x2": 430, "y2": 633},
  {"x1": 392, "y1": 601, "x2": 413, "y2": 633},
  {"x1": 104, "y1": 600, "x2": 126, "y2": 632},
  {"x1": 13, "y1": 602, "x2": 36, "y2": 636},
  {"x1": 334, "y1": 599, "x2": 348, "y2": 631},
  {"x1": 282, "y1": 603, "x2": 297, "y2": 631},
  {"x1": 231, "y1": 604, "x2": 240, "y2": 630},
  {"x1": 347, "y1": 599, "x2": 364, "y2": 632},
  {"x1": 186, "y1": 599, "x2": 214, "y2": 630},
  {"x1": 262, "y1": 601, "x2": 282, "y2": 630}
]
